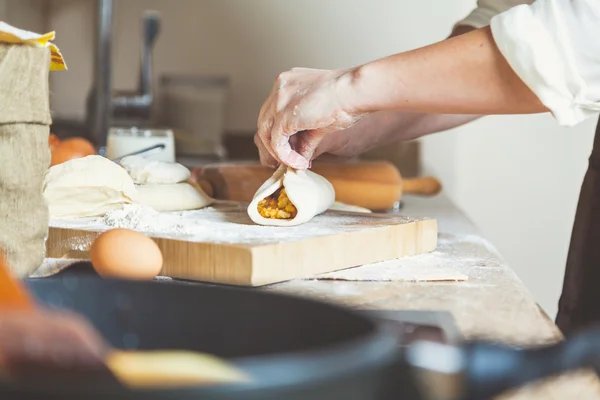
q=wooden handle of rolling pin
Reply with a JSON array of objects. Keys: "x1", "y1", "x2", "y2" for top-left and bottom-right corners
[{"x1": 402, "y1": 177, "x2": 442, "y2": 196}]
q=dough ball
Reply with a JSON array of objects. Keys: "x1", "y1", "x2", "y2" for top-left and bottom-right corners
[
  {"x1": 120, "y1": 155, "x2": 190, "y2": 185},
  {"x1": 43, "y1": 155, "x2": 137, "y2": 219},
  {"x1": 136, "y1": 182, "x2": 213, "y2": 212},
  {"x1": 90, "y1": 228, "x2": 163, "y2": 280}
]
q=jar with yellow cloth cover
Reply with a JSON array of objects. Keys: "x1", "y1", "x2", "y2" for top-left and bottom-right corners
[{"x1": 0, "y1": 22, "x2": 67, "y2": 277}]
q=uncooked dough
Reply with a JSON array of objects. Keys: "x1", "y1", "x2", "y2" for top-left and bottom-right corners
[
  {"x1": 315, "y1": 262, "x2": 468, "y2": 282},
  {"x1": 329, "y1": 202, "x2": 372, "y2": 214},
  {"x1": 247, "y1": 165, "x2": 335, "y2": 226},
  {"x1": 43, "y1": 155, "x2": 137, "y2": 219},
  {"x1": 136, "y1": 183, "x2": 213, "y2": 212},
  {"x1": 45, "y1": 156, "x2": 212, "y2": 218},
  {"x1": 119, "y1": 155, "x2": 190, "y2": 185}
]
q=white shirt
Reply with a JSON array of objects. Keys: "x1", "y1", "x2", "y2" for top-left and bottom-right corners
[{"x1": 456, "y1": 0, "x2": 600, "y2": 127}]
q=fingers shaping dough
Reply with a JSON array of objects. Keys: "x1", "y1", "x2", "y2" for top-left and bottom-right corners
[
  {"x1": 137, "y1": 183, "x2": 213, "y2": 212},
  {"x1": 247, "y1": 165, "x2": 335, "y2": 226},
  {"x1": 43, "y1": 155, "x2": 137, "y2": 219}
]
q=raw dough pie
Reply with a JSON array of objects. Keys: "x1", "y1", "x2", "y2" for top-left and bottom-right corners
[
  {"x1": 44, "y1": 155, "x2": 213, "y2": 218},
  {"x1": 247, "y1": 165, "x2": 335, "y2": 226},
  {"x1": 43, "y1": 155, "x2": 137, "y2": 219}
]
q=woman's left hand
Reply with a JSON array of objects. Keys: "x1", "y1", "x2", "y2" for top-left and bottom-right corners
[{"x1": 254, "y1": 67, "x2": 365, "y2": 170}]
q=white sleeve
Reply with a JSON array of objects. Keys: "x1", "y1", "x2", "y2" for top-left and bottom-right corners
[
  {"x1": 490, "y1": 1, "x2": 600, "y2": 126},
  {"x1": 455, "y1": 0, "x2": 534, "y2": 29}
]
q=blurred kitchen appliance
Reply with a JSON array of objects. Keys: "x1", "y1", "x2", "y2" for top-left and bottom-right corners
[
  {"x1": 159, "y1": 74, "x2": 229, "y2": 160},
  {"x1": 106, "y1": 127, "x2": 175, "y2": 163},
  {"x1": 86, "y1": 0, "x2": 161, "y2": 153}
]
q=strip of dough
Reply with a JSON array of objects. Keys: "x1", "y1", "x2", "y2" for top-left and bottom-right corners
[
  {"x1": 328, "y1": 201, "x2": 372, "y2": 214},
  {"x1": 137, "y1": 183, "x2": 213, "y2": 212},
  {"x1": 315, "y1": 262, "x2": 468, "y2": 282},
  {"x1": 247, "y1": 165, "x2": 335, "y2": 226}
]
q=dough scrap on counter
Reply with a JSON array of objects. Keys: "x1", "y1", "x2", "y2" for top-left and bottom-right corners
[
  {"x1": 328, "y1": 202, "x2": 372, "y2": 214},
  {"x1": 137, "y1": 182, "x2": 213, "y2": 212},
  {"x1": 247, "y1": 165, "x2": 335, "y2": 226},
  {"x1": 120, "y1": 155, "x2": 190, "y2": 185},
  {"x1": 316, "y1": 262, "x2": 468, "y2": 282},
  {"x1": 43, "y1": 155, "x2": 137, "y2": 219}
]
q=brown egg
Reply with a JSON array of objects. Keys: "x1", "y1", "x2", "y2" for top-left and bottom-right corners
[
  {"x1": 90, "y1": 229, "x2": 163, "y2": 280},
  {"x1": 51, "y1": 137, "x2": 96, "y2": 166}
]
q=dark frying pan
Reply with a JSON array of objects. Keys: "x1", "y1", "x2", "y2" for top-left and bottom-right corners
[{"x1": 1, "y1": 269, "x2": 599, "y2": 400}]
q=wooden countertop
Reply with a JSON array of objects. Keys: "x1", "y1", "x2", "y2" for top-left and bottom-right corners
[{"x1": 262, "y1": 194, "x2": 600, "y2": 400}]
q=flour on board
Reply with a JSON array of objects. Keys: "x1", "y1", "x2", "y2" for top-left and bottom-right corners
[{"x1": 50, "y1": 202, "x2": 427, "y2": 246}]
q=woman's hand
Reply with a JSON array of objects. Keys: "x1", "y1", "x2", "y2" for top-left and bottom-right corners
[
  {"x1": 254, "y1": 27, "x2": 548, "y2": 169},
  {"x1": 254, "y1": 67, "x2": 366, "y2": 169}
]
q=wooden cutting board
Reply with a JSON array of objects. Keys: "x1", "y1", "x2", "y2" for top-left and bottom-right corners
[{"x1": 46, "y1": 202, "x2": 438, "y2": 287}]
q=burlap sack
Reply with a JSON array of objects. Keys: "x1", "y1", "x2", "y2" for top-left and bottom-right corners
[{"x1": 0, "y1": 44, "x2": 51, "y2": 277}]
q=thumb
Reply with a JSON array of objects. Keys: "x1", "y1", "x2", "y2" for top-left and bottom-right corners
[
  {"x1": 295, "y1": 129, "x2": 330, "y2": 164},
  {"x1": 270, "y1": 121, "x2": 310, "y2": 170}
]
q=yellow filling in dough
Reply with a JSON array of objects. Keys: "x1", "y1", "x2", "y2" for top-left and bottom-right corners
[{"x1": 257, "y1": 187, "x2": 297, "y2": 219}]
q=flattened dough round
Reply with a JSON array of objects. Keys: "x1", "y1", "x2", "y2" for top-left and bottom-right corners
[
  {"x1": 43, "y1": 155, "x2": 137, "y2": 219},
  {"x1": 247, "y1": 165, "x2": 335, "y2": 226},
  {"x1": 136, "y1": 183, "x2": 213, "y2": 212},
  {"x1": 120, "y1": 155, "x2": 190, "y2": 185}
]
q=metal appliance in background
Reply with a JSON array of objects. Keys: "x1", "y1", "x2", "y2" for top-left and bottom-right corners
[
  {"x1": 159, "y1": 74, "x2": 229, "y2": 162},
  {"x1": 86, "y1": 0, "x2": 166, "y2": 157},
  {"x1": 85, "y1": 0, "x2": 227, "y2": 164},
  {"x1": 106, "y1": 127, "x2": 175, "y2": 163}
]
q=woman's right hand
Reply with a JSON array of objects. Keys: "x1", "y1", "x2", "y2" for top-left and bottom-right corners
[{"x1": 254, "y1": 67, "x2": 367, "y2": 169}]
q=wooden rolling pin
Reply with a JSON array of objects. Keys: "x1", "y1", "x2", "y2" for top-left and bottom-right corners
[{"x1": 192, "y1": 161, "x2": 441, "y2": 211}]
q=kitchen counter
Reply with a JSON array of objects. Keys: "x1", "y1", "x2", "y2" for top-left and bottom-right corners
[
  {"x1": 267, "y1": 194, "x2": 554, "y2": 343},
  {"x1": 39, "y1": 193, "x2": 600, "y2": 398},
  {"x1": 263, "y1": 194, "x2": 600, "y2": 400}
]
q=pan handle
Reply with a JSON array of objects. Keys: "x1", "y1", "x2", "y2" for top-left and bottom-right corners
[
  {"x1": 463, "y1": 328, "x2": 600, "y2": 400},
  {"x1": 405, "y1": 327, "x2": 600, "y2": 400}
]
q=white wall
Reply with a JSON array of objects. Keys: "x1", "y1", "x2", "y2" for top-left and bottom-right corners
[
  {"x1": 429, "y1": 115, "x2": 594, "y2": 319},
  {"x1": 1, "y1": 0, "x2": 47, "y2": 32},
  {"x1": 44, "y1": 0, "x2": 593, "y2": 318},
  {"x1": 47, "y1": 0, "x2": 476, "y2": 125}
]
